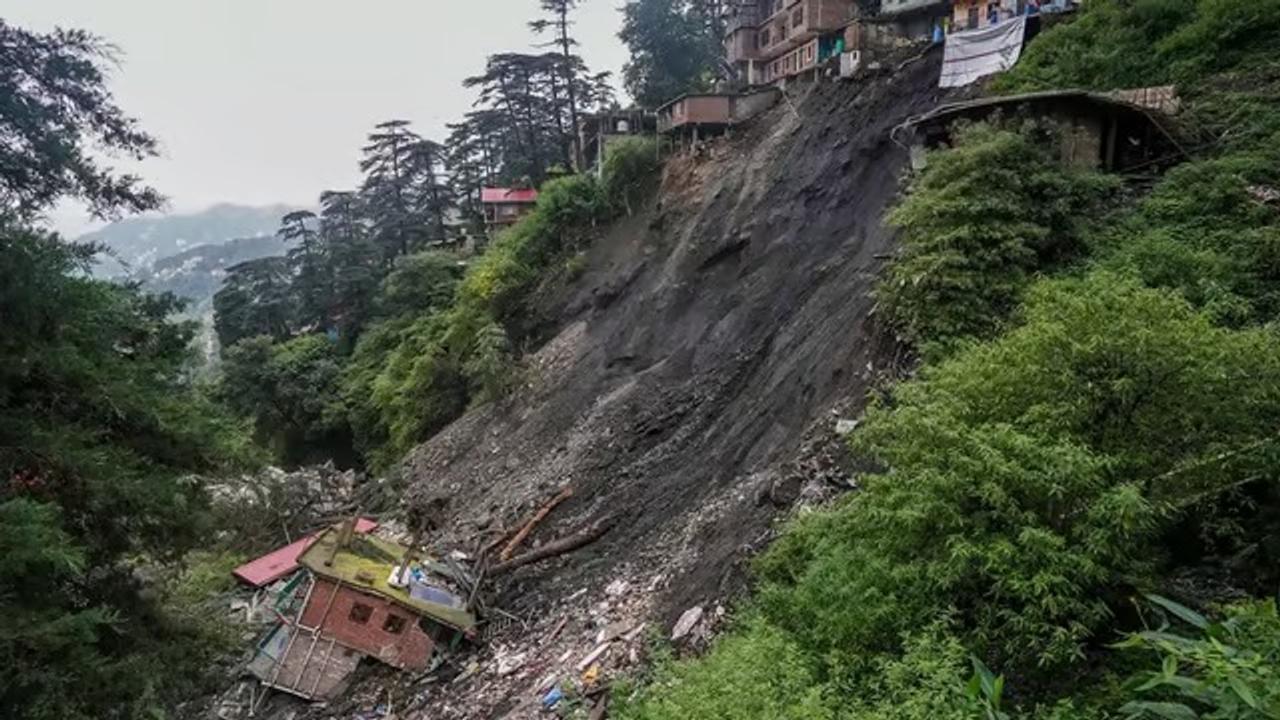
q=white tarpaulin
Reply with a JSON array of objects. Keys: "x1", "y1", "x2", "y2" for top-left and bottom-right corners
[{"x1": 940, "y1": 16, "x2": 1027, "y2": 88}]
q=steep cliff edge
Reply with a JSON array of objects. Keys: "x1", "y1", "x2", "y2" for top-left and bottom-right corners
[{"x1": 383, "y1": 50, "x2": 952, "y2": 718}]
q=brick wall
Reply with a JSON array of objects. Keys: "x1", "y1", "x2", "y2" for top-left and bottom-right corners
[{"x1": 299, "y1": 578, "x2": 435, "y2": 670}]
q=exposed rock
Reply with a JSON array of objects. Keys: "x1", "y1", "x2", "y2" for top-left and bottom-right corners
[{"x1": 670, "y1": 605, "x2": 704, "y2": 642}]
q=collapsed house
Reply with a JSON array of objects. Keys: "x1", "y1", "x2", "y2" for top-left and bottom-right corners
[{"x1": 239, "y1": 520, "x2": 477, "y2": 701}]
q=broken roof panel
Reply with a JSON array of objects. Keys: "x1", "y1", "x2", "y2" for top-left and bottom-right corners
[
  {"x1": 298, "y1": 528, "x2": 478, "y2": 635},
  {"x1": 233, "y1": 518, "x2": 378, "y2": 587}
]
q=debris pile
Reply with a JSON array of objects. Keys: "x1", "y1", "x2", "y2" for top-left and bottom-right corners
[
  {"x1": 198, "y1": 50, "x2": 951, "y2": 719},
  {"x1": 419, "y1": 569, "x2": 724, "y2": 719}
]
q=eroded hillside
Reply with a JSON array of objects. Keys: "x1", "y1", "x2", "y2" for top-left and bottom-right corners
[{"x1": 388, "y1": 50, "x2": 950, "y2": 719}]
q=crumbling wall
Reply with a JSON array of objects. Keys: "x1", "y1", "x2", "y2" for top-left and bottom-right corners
[
  {"x1": 298, "y1": 579, "x2": 434, "y2": 671},
  {"x1": 730, "y1": 88, "x2": 782, "y2": 124}
]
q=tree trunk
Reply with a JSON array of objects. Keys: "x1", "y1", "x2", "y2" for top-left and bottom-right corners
[{"x1": 559, "y1": 8, "x2": 583, "y2": 171}]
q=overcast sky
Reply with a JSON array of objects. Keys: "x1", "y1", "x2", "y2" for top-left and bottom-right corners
[{"x1": 6, "y1": 1, "x2": 630, "y2": 236}]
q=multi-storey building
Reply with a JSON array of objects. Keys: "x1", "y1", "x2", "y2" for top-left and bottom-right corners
[{"x1": 724, "y1": 0, "x2": 861, "y2": 85}]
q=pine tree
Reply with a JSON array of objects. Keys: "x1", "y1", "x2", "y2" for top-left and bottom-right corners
[
  {"x1": 530, "y1": 0, "x2": 586, "y2": 169},
  {"x1": 359, "y1": 119, "x2": 421, "y2": 260},
  {"x1": 320, "y1": 190, "x2": 380, "y2": 335},
  {"x1": 464, "y1": 54, "x2": 560, "y2": 182},
  {"x1": 278, "y1": 209, "x2": 329, "y2": 328},
  {"x1": 403, "y1": 139, "x2": 454, "y2": 246},
  {"x1": 212, "y1": 256, "x2": 296, "y2": 346}
]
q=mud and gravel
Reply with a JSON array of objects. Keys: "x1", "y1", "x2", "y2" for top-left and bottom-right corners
[
  {"x1": 379, "y1": 49, "x2": 955, "y2": 719},
  {"x1": 218, "y1": 48, "x2": 954, "y2": 720}
]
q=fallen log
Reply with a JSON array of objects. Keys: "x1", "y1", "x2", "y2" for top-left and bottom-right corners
[
  {"x1": 489, "y1": 516, "x2": 615, "y2": 576},
  {"x1": 500, "y1": 486, "x2": 574, "y2": 561}
]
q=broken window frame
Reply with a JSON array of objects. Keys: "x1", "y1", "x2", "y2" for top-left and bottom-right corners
[
  {"x1": 382, "y1": 613, "x2": 407, "y2": 635},
  {"x1": 349, "y1": 602, "x2": 373, "y2": 624}
]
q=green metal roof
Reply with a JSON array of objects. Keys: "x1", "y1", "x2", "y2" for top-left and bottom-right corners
[{"x1": 298, "y1": 528, "x2": 477, "y2": 634}]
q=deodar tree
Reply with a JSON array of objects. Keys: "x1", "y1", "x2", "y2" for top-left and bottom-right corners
[{"x1": 530, "y1": 0, "x2": 585, "y2": 169}]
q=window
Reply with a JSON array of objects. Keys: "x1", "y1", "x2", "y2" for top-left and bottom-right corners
[
  {"x1": 349, "y1": 603, "x2": 373, "y2": 624},
  {"x1": 383, "y1": 614, "x2": 407, "y2": 635},
  {"x1": 792, "y1": 6, "x2": 804, "y2": 28}
]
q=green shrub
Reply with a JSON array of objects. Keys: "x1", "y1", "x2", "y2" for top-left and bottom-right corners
[
  {"x1": 464, "y1": 321, "x2": 516, "y2": 402},
  {"x1": 758, "y1": 273, "x2": 1280, "y2": 677},
  {"x1": 995, "y1": 0, "x2": 1194, "y2": 92},
  {"x1": 220, "y1": 333, "x2": 350, "y2": 465},
  {"x1": 613, "y1": 619, "x2": 836, "y2": 720},
  {"x1": 368, "y1": 311, "x2": 466, "y2": 466},
  {"x1": 1118, "y1": 598, "x2": 1280, "y2": 720},
  {"x1": 1094, "y1": 147, "x2": 1280, "y2": 326},
  {"x1": 602, "y1": 136, "x2": 661, "y2": 216},
  {"x1": 841, "y1": 623, "x2": 988, "y2": 720},
  {"x1": 1000, "y1": 0, "x2": 1280, "y2": 93},
  {"x1": 374, "y1": 250, "x2": 464, "y2": 318},
  {"x1": 880, "y1": 122, "x2": 1115, "y2": 349}
]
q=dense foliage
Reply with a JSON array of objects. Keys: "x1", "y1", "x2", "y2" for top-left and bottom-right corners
[
  {"x1": 618, "y1": 0, "x2": 725, "y2": 107},
  {"x1": 1118, "y1": 598, "x2": 1280, "y2": 719},
  {"x1": 350, "y1": 145, "x2": 658, "y2": 467},
  {"x1": 206, "y1": 1, "x2": 668, "y2": 470},
  {"x1": 0, "y1": 20, "x2": 161, "y2": 218},
  {"x1": 0, "y1": 21, "x2": 261, "y2": 719},
  {"x1": 880, "y1": 122, "x2": 1116, "y2": 347},
  {"x1": 617, "y1": 0, "x2": 1280, "y2": 717},
  {"x1": 214, "y1": 135, "x2": 660, "y2": 470}
]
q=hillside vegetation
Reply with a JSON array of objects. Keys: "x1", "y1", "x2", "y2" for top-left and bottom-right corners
[
  {"x1": 216, "y1": 139, "x2": 661, "y2": 469},
  {"x1": 615, "y1": 1, "x2": 1280, "y2": 718}
]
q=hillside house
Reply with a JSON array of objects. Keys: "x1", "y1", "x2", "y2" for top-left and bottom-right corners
[
  {"x1": 953, "y1": 0, "x2": 1077, "y2": 28},
  {"x1": 578, "y1": 110, "x2": 658, "y2": 177},
  {"x1": 247, "y1": 523, "x2": 476, "y2": 700},
  {"x1": 656, "y1": 89, "x2": 782, "y2": 146},
  {"x1": 232, "y1": 518, "x2": 378, "y2": 588},
  {"x1": 481, "y1": 187, "x2": 538, "y2": 232},
  {"x1": 724, "y1": 0, "x2": 861, "y2": 85},
  {"x1": 877, "y1": 0, "x2": 951, "y2": 39}
]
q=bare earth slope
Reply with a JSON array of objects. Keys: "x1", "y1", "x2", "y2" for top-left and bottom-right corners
[{"x1": 396, "y1": 51, "x2": 948, "y2": 718}]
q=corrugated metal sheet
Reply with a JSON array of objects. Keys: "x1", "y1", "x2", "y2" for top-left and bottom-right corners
[
  {"x1": 481, "y1": 187, "x2": 538, "y2": 204},
  {"x1": 233, "y1": 519, "x2": 378, "y2": 587}
]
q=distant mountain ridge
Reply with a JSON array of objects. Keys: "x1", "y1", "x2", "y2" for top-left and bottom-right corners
[
  {"x1": 138, "y1": 234, "x2": 294, "y2": 313},
  {"x1": 82, "y1": 203, "x2": 300, "y2": 278}
]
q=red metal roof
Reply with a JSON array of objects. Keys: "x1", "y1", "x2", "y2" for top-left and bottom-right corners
[
  {"x1": 233, "y1": 518, "x2": 378, "y2": 587},
  {"x1": 481, "y1": 187, "x2": 538, "y2": 204}
]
